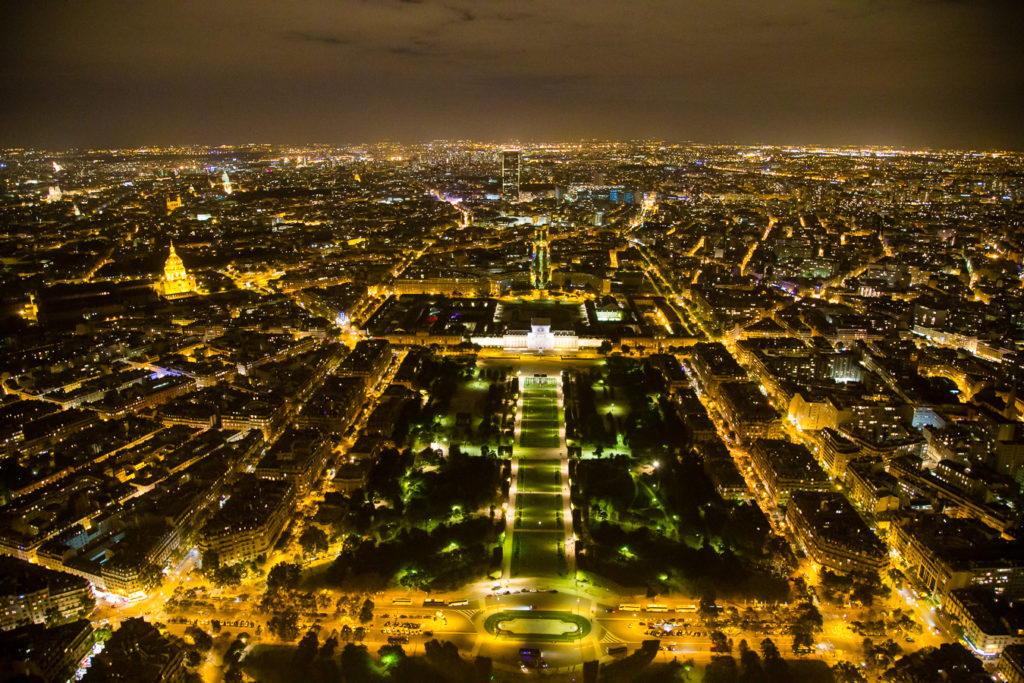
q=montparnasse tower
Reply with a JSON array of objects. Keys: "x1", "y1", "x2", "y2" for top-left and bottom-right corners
[{"x1": 156, "y1": 241, "x2": 197, "y2": 298}]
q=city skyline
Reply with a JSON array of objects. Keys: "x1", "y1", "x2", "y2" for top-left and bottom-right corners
[
  {"x1": 4, "y1": 1, "x2": 1024, "y2": 680},
  {"x1": 2, "y1": 141, "x2": 1024, "y2": 681},
  {"x1": 3, "y1": 0, "x2": 1024, "y2": 151}
]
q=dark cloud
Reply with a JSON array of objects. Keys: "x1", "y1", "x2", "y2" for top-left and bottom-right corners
[
  {"x1": 285, "y1": 31, "x2": 348, "y2": 46},
  {"x1": 445, "y1": 5, "x2": 476, "y2": 22},
  {"x1": 1, "y1": 0, "x2": 1022, "y2": 150}
]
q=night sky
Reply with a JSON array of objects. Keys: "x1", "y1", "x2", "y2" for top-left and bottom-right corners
[{"x1": 3, "y1": 0, "x2": 1023, "y2": 150}]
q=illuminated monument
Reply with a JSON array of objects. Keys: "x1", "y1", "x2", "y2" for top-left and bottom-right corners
[{"x1": 155, "y1": 242, "x2": 197, "y2": 299}]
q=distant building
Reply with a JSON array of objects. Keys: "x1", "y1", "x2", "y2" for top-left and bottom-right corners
[
  {"x1": 82, "y1": 617, "x2": 186, "y2": 682},
  {"x1": 888, "y1": 514, "x2": 1024, "y2": 603},
  {"x1": 0, "y1": 619, "x2": 95, "y2": 683},
  {"x1": 787, "y1": 491, "x2": 887, "y2": 574},
  {"x1": 697, "y1": 441, "x2": 751, "y2": 501},
  {"x1": 154, "y1": 242, "x2": 196, "y2": 299},
  {"x1": 999, "y1": 644, "x2": 1024, "y2": 683},
  {"x1": 844, "y1": 458, "x2": 901, "y2": 517},
  {"x1": 199, "y1": 476, "x2": 294, "y2": 566},
  {"x1": 0, "y1": 557, "x2": 92, "y2": 631},
  {"x1": 337, "y1": 339, "x2": 392, "y2": 391},
  {"x1": 255, "y1": 427, "x2": 332, "y2": 496},
  {"x1": 750, "y1": 438, "x2": 829, "y2": 506},
  {"x1": 718, "y1": 382, "x2": 781, "y2": 444},
  {"x1": 501, "y1": 150, "x2": 521, "y2": 201},
  {"x1": 945, "y1": 588, "x2": 1024, "y2": 657},
  {"x1": 502, "y1": 318, "x2": 579, "y2": 352}
]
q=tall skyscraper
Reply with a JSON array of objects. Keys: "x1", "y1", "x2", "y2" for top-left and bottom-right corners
[{"x1": 501, "y1": 149, "x2": 520, "y2": 201}]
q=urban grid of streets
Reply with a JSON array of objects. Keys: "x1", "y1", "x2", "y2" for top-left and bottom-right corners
[
  {"x1": 4, "y1": 143, "x2": 1023, "y2": 682},
  {"x1": 87, "y1": 210, "x2": 953, "y2": 680}
]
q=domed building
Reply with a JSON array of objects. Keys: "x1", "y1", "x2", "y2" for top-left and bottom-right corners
[{"x1": 155, "y1": 241, "x2": 196, "y2": 299}]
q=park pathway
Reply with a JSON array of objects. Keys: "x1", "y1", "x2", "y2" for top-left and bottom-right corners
[{"x1": 502, "y1": 372, "x2": 575, "y2": 581}]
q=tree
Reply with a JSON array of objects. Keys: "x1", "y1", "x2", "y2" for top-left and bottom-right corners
[
  {"x1": 760, "y1": 638, "x2": 780, "y2": 662},
  {"x1": 184, "y1": 648, "x2": 202, "y2": 668},
  {"x1": 377, "y1": 643, "x2": 406, "y2": 668},
  {"x1": 341, "y1": 644, "x2": 379, "y2": 682},
  {"x1": 873, "y1": 638, "x2": 903, "y2": 669},
  {"x1": 710, "y1": 630, "x2": 732, "y2": 653},
  {"x1": 704, "y1": 655, "x2": 739, "y2": 683},
  {"x1": 185, "y1": 626, "x2": 213, "y2": 652},
  {"x1": 320, "y1": 635, "x2": 338, "y2": 659},
  {"x1": 788, "y1": 601, "x2": 822, "y2": 652},
  {"x1": 78, "y1": 592, "x2": 96, "y2": 619},
  {"x1": 267, "y1": 608, "x2": 300, "y2": 641},
  {"x1": 201, "y1": 548, "x2": 219, "y2": 573},
  {"x1": 759, "y1": 638, "x2": 790, "y2": 683},
  {"x1": 737, "y1": 640, "x2": 765, "y2": 683},
  {"x1": 359, "y1": 597, "x2": 375, "y2": 623},
  {"x1": 790, "y1": 628, "x2": 814, "y2": 653},
  {"x1": 340, "y1": 624, "x2": 353, "y2": 642},
  {"x1": 212, "y1": 563, "x2": 244, "y2": 588},
  {"x1": 266, "y1": 562, "x2": 302, "y2": 592},
  {"x1": 293, "y1": 628, "x2": 319, "y2": 668},
  {"x1": 299, "y1": 526, "x2": 329, "y2": 556},
  {"x1": 882, "y1": 643, "x2": 983, "y2": 683},
  {"x1": 832, "y1": 661, "x2": 867, "y2": 683},
  {"x1": 224, "y1": 637, "x2": 247, "y2": 667},
  {"x1": 44, "y1": 606, "x2": 63, "y2": 627}
]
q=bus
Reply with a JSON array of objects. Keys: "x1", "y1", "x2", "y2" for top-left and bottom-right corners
[
  {"x1": 607, "y1": 646, "x2": 628, "y2": 657},
  {"x1": 618, "y1": 603, "x2": 641, "y2": 612},
  {"x1": 391, "y1": 597, "x2": 412, "y2": 605},
  {"x1": 447, "y1": 598, "x2": 469, "y2": 607},
  {"x1": 644, "y1": 604, "x2": 669, "y2": 613}
]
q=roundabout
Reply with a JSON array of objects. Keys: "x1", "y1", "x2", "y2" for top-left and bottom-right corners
[{"x1": 483, "y1": 609, "x2": 592, "y2": 643}]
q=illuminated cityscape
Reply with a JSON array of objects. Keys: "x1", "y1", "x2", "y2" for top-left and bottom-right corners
[
  {"x1": 3, "y1": 1, "x2": 1024, "y2": 682},
  {"x1": 0, "y1": 141, "x2": 1023, "y2": 683}
]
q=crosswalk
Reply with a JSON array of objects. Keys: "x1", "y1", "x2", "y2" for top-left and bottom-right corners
[{"x1": 600, "y1": 630, "x2": 626, "y2": 644}]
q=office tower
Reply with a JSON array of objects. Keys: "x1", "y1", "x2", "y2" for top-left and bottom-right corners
[{"x1": 501, "y1": 149, "x2": 520, "y2": 201}]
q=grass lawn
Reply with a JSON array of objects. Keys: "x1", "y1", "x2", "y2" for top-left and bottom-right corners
[
  {"x1": 511, "y1": 531, "x2": 566, "y2": 578},
  {"x1": 515, "y1": 493, "x2": 564, "y2": 532},
  {"x1": 517, "y1": 459, "x2": 562, "y2": 493},
  {"x1": 521, "y1": 383, "x2": 560, "y2": 448}
]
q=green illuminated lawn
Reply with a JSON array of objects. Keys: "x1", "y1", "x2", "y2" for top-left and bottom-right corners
[
  {"x1": 515, "y1": 493, "x2": 564, "y2": 531},
  {"x1": 483, "y1": 610, "x2": 591, "y2": 642},
  {"x1": 520, "y1": 384, "x2": 561, "y2": 448},
  {"x1": 512, "y1": 531, "x2": 565, "y2": 578},
  {"x1": 517, "y1": 459, "x2": 562, "y2": 493}
]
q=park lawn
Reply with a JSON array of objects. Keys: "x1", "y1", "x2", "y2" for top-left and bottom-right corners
[
  {"x1": 517, "y1": 459, "x2": 562, "y2": 493},
  {"x1": 521, "y1": 383, "x2": 561, "y2": 448},
  {"x1": 512, "y1": 531, "x2": 566, "y2": 578},
  {"x1": 515, "y1": 493, "x2": 564, "y2": 532}
]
